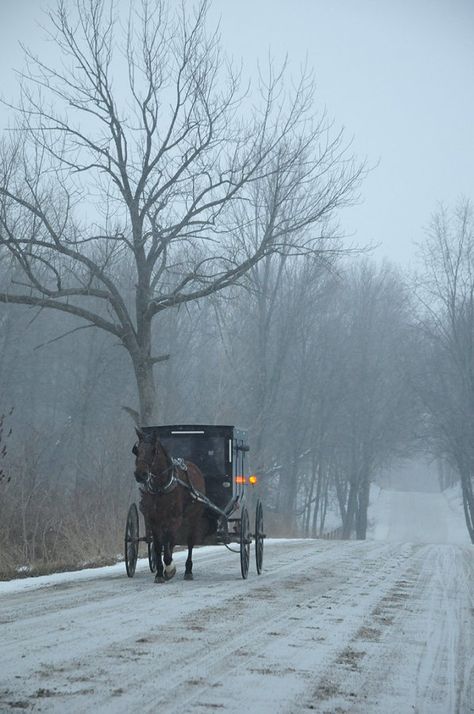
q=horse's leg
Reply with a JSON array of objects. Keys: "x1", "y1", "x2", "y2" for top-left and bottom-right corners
[
  {"x1": 163, "y1": 537, "x2": 176, "y2": 581},
  {"x1": 154, "y1": 538, "x2": 165, "y2": 584},
  {"x1": 184, "y1": 538, "x2": 194, "y2": 580},
  {"x1": 185, "y1": 509, "x2": 206, "y2": 580}
]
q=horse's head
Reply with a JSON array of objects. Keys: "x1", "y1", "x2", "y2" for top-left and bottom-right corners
[
  {"x1": 133, "y1": 428, "x2": 154, "y2": 483},
  {"x1": 132, "y1": 428, "x2": 172, "y2": 486}
]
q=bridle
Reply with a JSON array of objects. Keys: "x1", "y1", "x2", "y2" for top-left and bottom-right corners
[{"x1": 133, "y1": 440, "x2": 186, "y2": 496}]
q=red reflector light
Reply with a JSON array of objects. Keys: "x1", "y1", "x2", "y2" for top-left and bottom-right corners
[
  {"x1": 249, "y1": 475, "x2": 258, "y2": 485},
  {"x1": 235, "y1": 476, "x2": 247, "y2": 484}
]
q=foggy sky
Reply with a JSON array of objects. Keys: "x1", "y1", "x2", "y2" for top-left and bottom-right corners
[{"x1": 1, "y1": 0, "x2": 473, "y2": 265}]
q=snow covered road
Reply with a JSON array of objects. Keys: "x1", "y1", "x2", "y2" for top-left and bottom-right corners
[
  {"x1": 369, "y1": 487, "x2": 470, "y2": 544},
  {"x1": 0, "y1": 493, "x2": 473, "y2": 713}
]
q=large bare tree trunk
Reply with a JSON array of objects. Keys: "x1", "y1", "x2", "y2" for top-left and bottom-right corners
[{"x1": 134, "y1": 357, "x2": 158, "y2": 426}]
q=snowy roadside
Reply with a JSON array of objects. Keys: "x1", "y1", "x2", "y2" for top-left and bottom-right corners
[{"x1": 0, "y1": 540, "x2": 301, "y2": 596}]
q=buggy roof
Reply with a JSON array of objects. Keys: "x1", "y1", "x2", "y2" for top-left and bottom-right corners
[
  {"x1": 143, "y1": 424, "x2": 233, "y2": 431},
  {"x1": 142, "y1": 425, "x2": 246, "y2": 439}
]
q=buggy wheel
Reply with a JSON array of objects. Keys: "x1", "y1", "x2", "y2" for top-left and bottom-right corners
[
  {"x1": 125, "y1": 503, "x2": 139, "y2": 578},
  {"x1": 147, "y1": 539, "x2": 157, "y2": 573},
  {"x1": 240, "y1": 506, "x2": 251, "y2": 579},
  {"x1": 255, "y1": 499, "x2": 264, "y2": 575}
]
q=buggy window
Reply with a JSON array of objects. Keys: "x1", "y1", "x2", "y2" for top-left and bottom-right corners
[{"x1": 160, "y1": 435, "x2": 227, "y2": 479}]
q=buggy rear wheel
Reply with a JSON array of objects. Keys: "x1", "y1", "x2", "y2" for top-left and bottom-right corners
[
  {"x1": 240, "y1": 506, "x2": 251, "y2": 579},
  {"x1": 147, "y1": 539, "x2": 157, "y2": 573},
  {"x1": 255, "y1": 499, "x2": 264, "y2": 574},
  {"x1": 125, "y1": 503, "x2": 139, "y2": 578}
]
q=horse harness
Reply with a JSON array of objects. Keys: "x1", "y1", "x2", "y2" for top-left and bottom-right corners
[
  {"x1": 134, "y1": 442, "x2": 229, "y2": 518},
  {"x1": 140, "y1": 457, "x2": 198, "y2": 498}
]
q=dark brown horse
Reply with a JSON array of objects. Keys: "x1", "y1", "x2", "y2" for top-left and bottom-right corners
[{"x1": 133, "y1": 428, "x2": 208, "y2": 583}]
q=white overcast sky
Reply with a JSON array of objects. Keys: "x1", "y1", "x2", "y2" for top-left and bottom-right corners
[{"x1": 1, "y1": 0, "x2": 473, "y2": 265}]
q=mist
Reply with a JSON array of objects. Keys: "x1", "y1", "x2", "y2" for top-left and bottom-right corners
[{"x1": 0, "y1": 0, "x2": 473, "y2": 578}]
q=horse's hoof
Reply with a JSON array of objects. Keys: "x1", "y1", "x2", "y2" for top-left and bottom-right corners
[
  {"x1": 184, "y1": 572, "x2": 194, "y2": 581},
  {"x1": 154, "y1": 575, "x2": 166, "y2": 584},
  {"x1": 164, "y1": 564, "x2": 176, "y2": 581}
]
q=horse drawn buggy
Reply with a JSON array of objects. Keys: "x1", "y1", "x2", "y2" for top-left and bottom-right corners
[{"x1": 124, "y1": 424, "x2": 265, "y2": 581}]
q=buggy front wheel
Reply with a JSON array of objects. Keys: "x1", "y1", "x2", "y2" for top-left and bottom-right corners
[
  {"x1": 125, "y1": 503, "x2": 139, "y2": 578},
  {"x1": 240, "y1": 506, "x2": 251, "y2": 579}
]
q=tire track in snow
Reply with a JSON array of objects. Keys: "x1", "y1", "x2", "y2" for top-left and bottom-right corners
[
  {"x1": 1, "y1": 540, "x2": 471, "y2": 714},
  {"x1": 148, "y1": 543, "x2": 417, "y2": 714},
  {"x1": 290, "y1": 544, "x2": 474, "y2": 714},
  {"x1": 0, "y1": 540, "x2": 404, "y2": 713}
]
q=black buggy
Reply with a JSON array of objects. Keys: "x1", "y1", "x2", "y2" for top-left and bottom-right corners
[{"x1": 124, "y1": 424, "x2": 265, "y2": 579}]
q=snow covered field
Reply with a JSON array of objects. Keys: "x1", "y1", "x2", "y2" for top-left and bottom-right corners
[{"x1": 0, "y1": 490, "x2": 473, "y2": 713}]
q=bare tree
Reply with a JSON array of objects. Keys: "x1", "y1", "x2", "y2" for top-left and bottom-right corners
[
  {"x1": 327, "y1": 261, "x2": 415, "y2": 539},
  {"x1": 0, "y1": 0, "x2": 363, "y2": 423},
  {"x1": 415, "y1": 200, "x2": 474, "y2": 543}
]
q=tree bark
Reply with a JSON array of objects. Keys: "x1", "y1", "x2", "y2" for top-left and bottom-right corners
[
  {"x1": 132, "y1": 355, "x2": 158, "y2": 426},
  {"x1": 342, "y1": 479, "x2": 357, "y2": 539},
  {"x1": 355, "y1": 475, "x2": 370, "y2": 540},
  {"x1": 460, "y1": 470, "x2": 474, "y2": 544}
]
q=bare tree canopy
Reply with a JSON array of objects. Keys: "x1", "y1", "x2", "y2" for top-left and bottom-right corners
[{"x1": 0, "y1": 0, "x2": 364, "y2": 422}]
